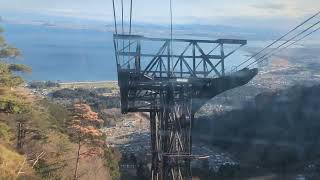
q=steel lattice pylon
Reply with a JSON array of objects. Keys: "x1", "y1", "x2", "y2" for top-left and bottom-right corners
[
  {"x1": 113, "y1": 34, "x2": 257, "y2": 180},
  {"x1": 150, "y1": 84, "x2": 193, "y2": 180}
]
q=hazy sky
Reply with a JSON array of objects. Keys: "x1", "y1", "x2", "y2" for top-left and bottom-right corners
[{"x1": 1, "y1": 0, "x2": 319, "y2": 28}]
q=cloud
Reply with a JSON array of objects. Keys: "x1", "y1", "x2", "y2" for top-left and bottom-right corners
[
  {"x1": 1, "y1": 0, "x2": 319, "y2": 30},
  {"x1": 251, "y1": 2, "x2": 286, "y2": 11}
]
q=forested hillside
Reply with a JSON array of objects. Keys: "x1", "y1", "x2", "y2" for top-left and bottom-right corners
[
  {"x1": 194, "y1": 84, "x2": 320, "y2": 177},
  {"x1": 0, "y1": 27, "x2": 120, "y2": 180}
]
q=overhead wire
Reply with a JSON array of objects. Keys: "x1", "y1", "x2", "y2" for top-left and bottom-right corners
[
  {"x1": 170, "y1": 0, "x2": 173, "y2": 76},
  {"x1": 111, "y1": 0, "x2": 118, "y2": 34},
  {"x1": 129, "y1": 0, "x2": 133, "y2": 69},
  {"x1": 112, "y1": 1, "x2": 319, "y2": 77},
  {"x1": 112, "y1": 0, "x2": 119, "y2": 64},
  {"x1": 170, "y1": 0, "x2": 173, "y2": 43},
  {"x1": 248, "y1": 25, "x2": 320, "y2": 68},
  {"x1": 121, "y1": 0, "x2": 124, "y2": 34},
  {"x1": 121, "y1": 0, "x2": 125, "y2": 66},
  {"x1": 168, "y1": 0, "x2": 174, "y2": 77},
  {"x1": 129, "y1": 0, "x2": 133, "y2": 35},
  {"x1": 111, "y1": 0, "x2": 134, "y2": 68},
  {"x1": 282, "y1": 26, "x2": 320, "y2": 52},
  {"x1": 245, "y1": 20, "x2": 320, "y2": 68},
  {"x1": 232, "y1": 11, "x2": 320, "y2": 71}
]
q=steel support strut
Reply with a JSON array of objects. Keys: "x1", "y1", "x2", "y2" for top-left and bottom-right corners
[{"x1": 150, "y1": 84, "x2": 193, "y2": 180}]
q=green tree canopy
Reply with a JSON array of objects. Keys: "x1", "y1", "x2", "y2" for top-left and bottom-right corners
[
  {"x1": 0, "y1": 27, "x2": 32, "y2": 114},
  {"x1": 0, "y1": 27, "x2": 31, "y2": 88}
]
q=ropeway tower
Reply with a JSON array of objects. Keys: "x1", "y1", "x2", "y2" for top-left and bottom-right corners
[{"x1": 111, "y1": 1, "x2": 258, "y2": 179}]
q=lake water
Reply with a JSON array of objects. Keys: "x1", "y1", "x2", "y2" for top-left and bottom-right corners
[{"x1": 2, "y1": 23, "x2": 254, "y2": 82}]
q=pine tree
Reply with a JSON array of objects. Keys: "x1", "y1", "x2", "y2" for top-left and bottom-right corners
[
  {"x1": 0, "y1": 27, "x2": 32, "y2": 114},
  {"x1": 69, "y1": 103, "x2": 104, "y2": 179},
  {"x1": 0, "y1": 27, "x2": 31, "y2": 88}
]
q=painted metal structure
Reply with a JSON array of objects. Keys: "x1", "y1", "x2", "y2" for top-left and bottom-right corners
[{"x1": 113, "y1": 33, "x2": 257, "y2": 180}]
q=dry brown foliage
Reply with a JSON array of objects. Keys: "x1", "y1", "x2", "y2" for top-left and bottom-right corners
[
  {"x1": 68, "y1": 103, "x2": 105, "y2": 179},
  {"x1": 70, "y1": 103, "x2": 104, "y2": 139}
]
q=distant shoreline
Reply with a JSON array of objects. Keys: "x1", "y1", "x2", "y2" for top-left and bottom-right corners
[
  {"x1": 57, "y1": 80, "x2": 119, "y2": 89},
  {"x1": 58, "y1": 80, "x2": 118, "y2": 85},
  {"x1": 26, "y1": 80, "x2": 118, "y2": 88}
]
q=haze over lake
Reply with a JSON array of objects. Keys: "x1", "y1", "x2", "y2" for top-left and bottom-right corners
[
  {"x1": 3, "y1": 22, "x2": 258, "y2": 82},
  {"x1": 3, "y1": 23, "x2": 115, "y2": 81}
]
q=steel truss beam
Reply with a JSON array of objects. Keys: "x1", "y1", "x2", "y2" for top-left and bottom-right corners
[{"x1": 114, "y1": 34, "x2": 246, "y2": 78}]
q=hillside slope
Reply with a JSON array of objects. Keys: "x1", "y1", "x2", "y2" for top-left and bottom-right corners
[{"x1": 194, "y1": 84, "x2": 320, "y2": 177}]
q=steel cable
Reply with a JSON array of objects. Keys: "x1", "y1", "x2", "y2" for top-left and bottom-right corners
[
  {"x1": 245, "y1": 20, "x2": 320, "y2": 68},
  {"x1": 233, "y1": 11, "x2": 320, "y2": 71},
  {"x1": 248, "y1": 25, "x2": 320, "y2": 68}
]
